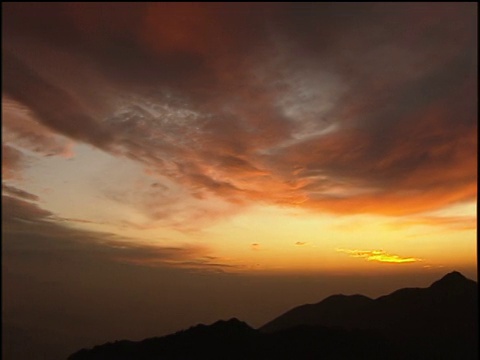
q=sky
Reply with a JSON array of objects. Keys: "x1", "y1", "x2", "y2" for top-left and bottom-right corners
[{"x1": 2, "y1": 3, "x2": 477, "y2": 360}]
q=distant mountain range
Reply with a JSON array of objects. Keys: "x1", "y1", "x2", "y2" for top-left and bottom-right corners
[
  {"x1": 261, "y1": 271, "x2": 477, "y2": 334},
  {"x1": 69, "y1": 271, "x2": 478, "y2": 360}
]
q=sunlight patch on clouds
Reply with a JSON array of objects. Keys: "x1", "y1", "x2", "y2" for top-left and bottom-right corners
[{"x1": 336, "y1": 248, "x2": 422, "y2": 263}]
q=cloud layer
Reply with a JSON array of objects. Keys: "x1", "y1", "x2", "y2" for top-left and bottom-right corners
[
  {"x1": 3, "y1": 3, "x2": 477, "y2": 222},
  {"x1": 2, "y1": 194, "x2": 234, "y2": 272}
]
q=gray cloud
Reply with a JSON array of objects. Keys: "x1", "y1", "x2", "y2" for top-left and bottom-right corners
[
  {"x1": 2, "y1": 195, "x2": 53, "y2": 222},
  {"x1": 2, "y1": 3, "x2": 476, "y2": 217},
  {"x1": 2, "y1": 96, "x2": 74, "y2": 157},
  {"x1": 2, "y1": 144, "x2": 28, "y2": 180},
  {"x1": 2, "y1": 194, "x2": 233, "y2": 271},
  {"x1": 2, "y1": 183, "x2": 39, "y2": 202}
]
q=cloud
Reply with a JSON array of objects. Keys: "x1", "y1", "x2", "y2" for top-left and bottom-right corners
[
  {"x1": 2, "y1": 96, "x2": 74, "y2": 158},
  {"x1": 2, "y1": 195, "x2": 231, "y2": 272},
  {"x1": 3, "y1": 52, "x2": 114, "y2": 150},
  {"x1": 295, "y1": 242, "x2": 307, "y2": 246},
  {"x1": 2, "y1": 144, "x2": 28, "y2": 180},
  {"x1": 336, "y1": 248, "x2": 423, "y2": 264},
  {"x1": 2, "y1": 183, "x2": 39, "y2": 202},
  {"x1": 2, "y1": 195, "x2": 53, "y2": 222},
  {"x1": 390, "y1": 215, "x2": 477, "y2": 231},
  {"x1": 2, "y1": 3, "x2": 476, "y2": 220},
  {"x1": 423, "y1": 264, "x2": 445, "y2": 269}
]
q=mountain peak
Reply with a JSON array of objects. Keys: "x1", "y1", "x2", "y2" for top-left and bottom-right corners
[
  {"x1": 211, "y1": 318, "x2": 253, "y2": 330},
  {"x1": 429, "y1": 271, "x2": 472, "y2": 289},
  {"x1": 438, "y1": 270, "x2": 466, "y2": 281},
  {"x1": 320, "y1": 294, "x2": 372, "y2": 304},
  {"x1": 445, "y1": 270, "x2": 465, "y2": 278},
  {"x1": 213, "y1": 317, "x2": 244, "y2": 325}
]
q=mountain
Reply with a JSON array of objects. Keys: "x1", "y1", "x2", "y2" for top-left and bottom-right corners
[
  {"x1": 260, "y1": 271, "x2": 478, "y2": 359},
  {"x1": 261, "y1": 271, "x2": 477, "y2": 334},
  {"x1": 69, "y1": 318, "x2": 259, "y2": 360},
  {"x1": 69, "y1": 271, "x2": 478, "y2": 360},
  {"x1": 68, "y1": 320, "x2": 397, "y2": 360}
]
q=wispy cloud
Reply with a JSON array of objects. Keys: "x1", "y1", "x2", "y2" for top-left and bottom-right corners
[
  {"x1": 2, "y1": 195, "x2": 234, "y2": 272},
  {"x1": 2, "y1": 195, "x2": 53, "y2": 222},
  {"x1": 2, "y1": 144, "x2": 28, "y2": 180},
  {"x1": 336, "y1": 248, "x2": 423, "y2": 264},
  {"x1": 2, "y1": 96, "x2": 75, "y2": 158},
  {"x1": 2, "y1": 3, "x2": 476, "y2": 221},
  {"x1": 391, "y1": 215, "x2": 477, "y2": 231},
  {"x1": 2, "y1": 183, "x2": 39, "y2": 202}
]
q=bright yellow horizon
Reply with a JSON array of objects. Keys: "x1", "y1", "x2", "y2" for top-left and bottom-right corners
[{"x1": 4, "y1": 141, "x2": 473, "y2": 276}]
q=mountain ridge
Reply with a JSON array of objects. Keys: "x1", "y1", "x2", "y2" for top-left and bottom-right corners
[
  {"x1": 68, "y1": 271, "x2": 478, "y2": 360},
  {"x1": 260, "y1": 270, "x2": 477, "y2": 333}
]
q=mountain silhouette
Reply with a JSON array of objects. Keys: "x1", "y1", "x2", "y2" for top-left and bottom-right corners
[
  {"x1": 261, "y1": 271, "x2": 477, "y2": 334},
  {"x1": 69, "y1": 271, "x2": 478, "y2": 360}
]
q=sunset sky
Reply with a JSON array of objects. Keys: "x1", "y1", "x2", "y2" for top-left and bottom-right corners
[{"x1": 2, "y1": 3, "x2": 477, "y2": 360}]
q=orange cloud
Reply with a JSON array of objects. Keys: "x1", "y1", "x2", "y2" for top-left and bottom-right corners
[
  {"x1": 2, "y1": 3, "x2": 476, "y2": 222},
  {"x1": 390, "y1": 215, "x2": 477, "y2": 231}
]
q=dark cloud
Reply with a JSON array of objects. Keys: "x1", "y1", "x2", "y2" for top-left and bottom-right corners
[
  {"x1": 2, "y1": 183, "x2": 39, "y2": 202},
  {"x1": 2, "y1": 144, "x2": 27, "y2": 180},
  {"x1": 2, "y1": 96, "x2": 74, "y2": 157},
  {"x1": 3, "y1": 52, "x2": 113, "y2": 149},
  {"x1": 2, "y1": 195, "x2": 232, "y2": 272},
  {"x1": 2, "y1": 195, "x2": 53, "y2": 222},
  {"x1": 2, "y1": 3, "x2": 476, "y2": 217}
]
